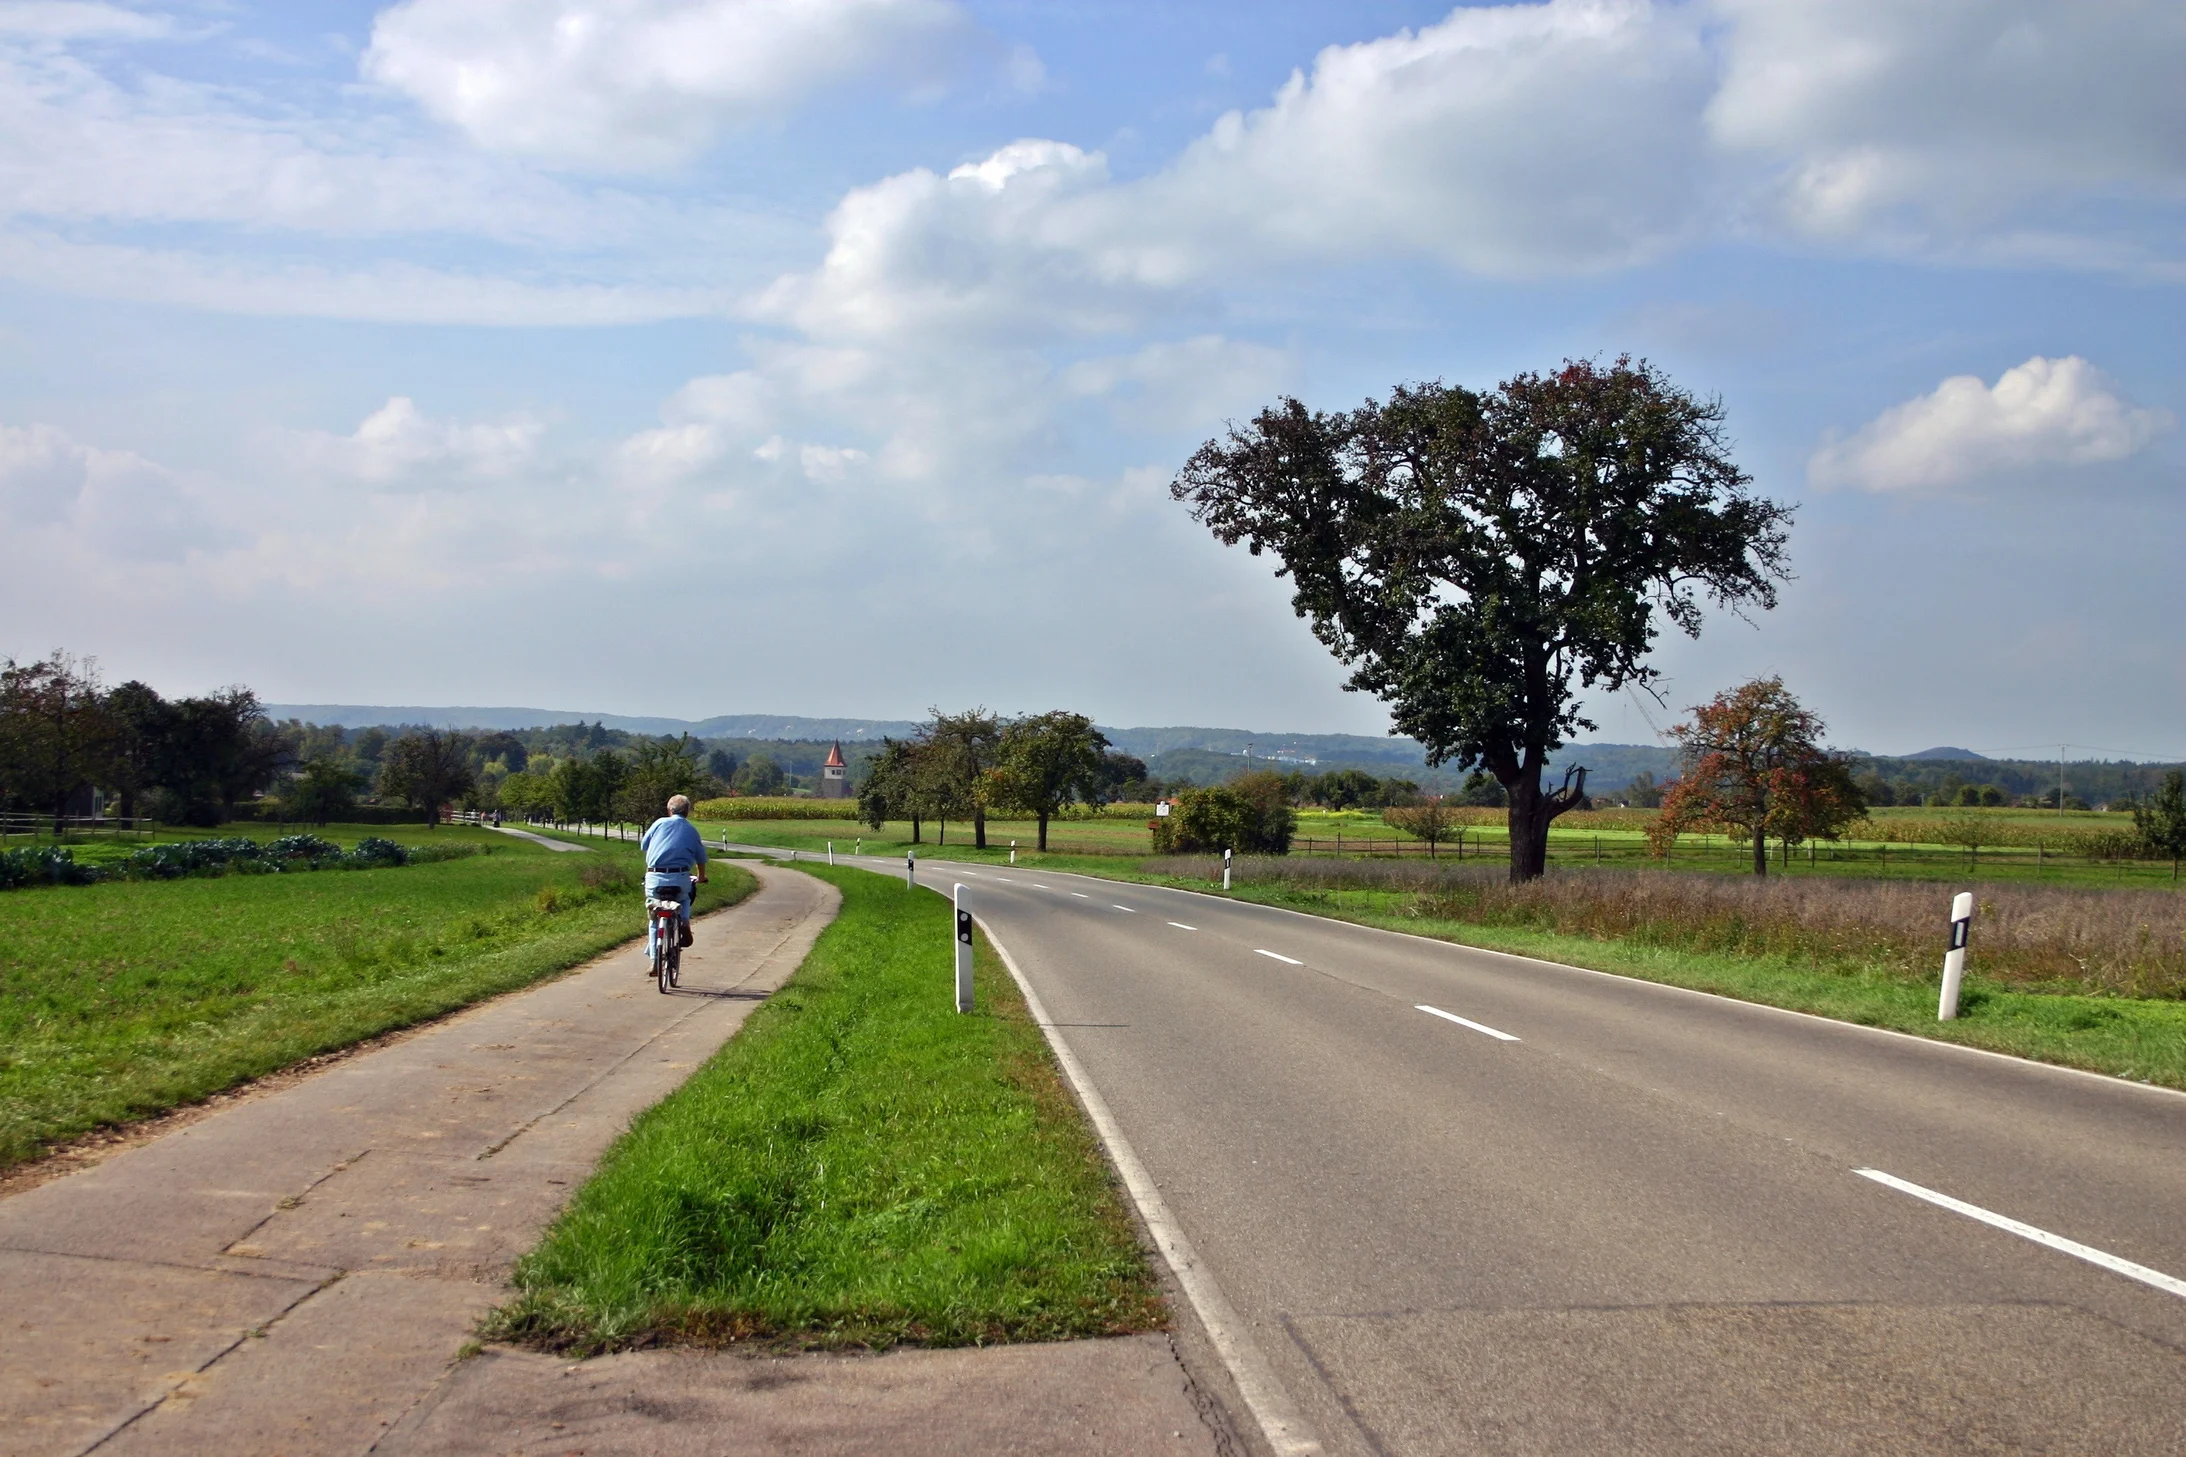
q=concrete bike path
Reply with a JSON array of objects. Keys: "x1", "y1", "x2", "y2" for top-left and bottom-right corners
[{"x1": 0, "y1": 864, "x2": 837, "y2": 1456}]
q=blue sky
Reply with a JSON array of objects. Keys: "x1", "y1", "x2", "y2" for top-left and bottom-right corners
[{"x1": 2, "y1": 0, "x2": 2182, "y2": 757}]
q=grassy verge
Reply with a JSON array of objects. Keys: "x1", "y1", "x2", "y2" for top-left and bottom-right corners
[
  {"x1": 487, "y1": 864, "x2": 1164, "y2": 1354},
  {"x1": 0, "y1": 829, "x2": 755, "y2": 1168},
  {"x1": 1167, "y1": 881, "x2": 2186, "y2": 1091}
]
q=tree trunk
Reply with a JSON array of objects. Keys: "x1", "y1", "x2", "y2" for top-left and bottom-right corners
[
  {"x1": 1037, "y1": 810, "x2": 1049, "y2": 852},
  {"x1": 1753, "y1": 829, "x2": 1767, "y2": 876},
  {"x1": 974, "y1": 806, "x2": 987, "y2": 850},
  {"x1": 1506, "y1": 779, "x2": 1552, "y2": 882},
  {"x1": 910, "y1": 814, "x2": 922, "y2": 844}
]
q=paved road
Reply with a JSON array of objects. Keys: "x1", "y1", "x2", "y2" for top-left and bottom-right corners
[{"x1": 823, "y1": 851, "x2": 2186, "y2": 1456}]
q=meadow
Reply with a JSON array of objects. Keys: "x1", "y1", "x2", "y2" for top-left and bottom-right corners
[
  {"x1": 0, "y1": 823, "x2": 755, "y2": 1169},
  {"x1": 489, "y1": 864, "x2": 1163, "y2": 1353}
]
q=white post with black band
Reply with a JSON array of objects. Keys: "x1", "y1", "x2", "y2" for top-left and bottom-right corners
[
  {"x1": 905, "y1": 849, "x2": 915, "y2": 887},
  {"x1": 1223, "y1": 847, "x2": 1233, "y2": 891},
  {"x1": 1938, "y1": 891, "x2": 1974, "y2": 1020},
  {"x1": 954, "y1": 883, "x2": 974, "y2": 1013}
]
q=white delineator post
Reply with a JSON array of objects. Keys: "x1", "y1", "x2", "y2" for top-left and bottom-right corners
[
  {"x1": 827, "y1": 840, "x2": 835, "y2": 866},
  {"x1": 954, "y1": 883, "x2": 974, "y2": 1013},
  {"x1": 1939, "y1": 892, "x2": 1974, "y2": 1020},
  {"x1": 906, "y1": 849, "x2": 916, "y2": 887},
  {"x1": 1223, "y1": 847, "x2": 1233, "y2": 891},
  {"x1": 1010, "y1": 840, "x2": 1017, "y2": 865}
]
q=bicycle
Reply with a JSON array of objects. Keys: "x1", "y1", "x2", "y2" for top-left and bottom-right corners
[{"x1": 646, "y1": 882, "x2": 684, "y2": 993}]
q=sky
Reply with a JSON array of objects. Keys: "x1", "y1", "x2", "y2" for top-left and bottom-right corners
[{"x1": 1, "y1": 0, "x2": 2182, "y2": 759}]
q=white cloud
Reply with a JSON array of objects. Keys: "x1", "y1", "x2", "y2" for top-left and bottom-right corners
[
  {"x1": 1808, "y1": 356, "x2": 2175, "y2": 494},
  {"x1": 0, "y1": 420, "x2": 225, "y2": 558},
  {"x1": 363, "y1": 0, "x2": 978, "y2": 170},
  {"x1": 0, "y1": 3, "x2": 172, "y2": 42},
  {"x1": 1709, "y1": 0, "x2": 2186, "y2": 242},
  {"x1": 277, "y1": 397, "x2": 547, "y2": 488}
]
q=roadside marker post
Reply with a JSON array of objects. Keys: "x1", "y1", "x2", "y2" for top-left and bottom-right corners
[
  {"x1": 906, "y1": 850, "x2": 916, "y2": 888},
  {"x1": 827, "y1": 840, "x2": 835, "y2": 866},
  {"x1": 1010, "y1": 840, "x2": 1017, "y2": 865},
  {"x1": 954, "y1": 884, "x2": 974, "y2": 1013},
  {"x1": 1223, "y1": 847, "x2": 1233, "y2": 892},
  {"x1": 1939, "y1": 892, "x2": 1974, "y2": 1020}
]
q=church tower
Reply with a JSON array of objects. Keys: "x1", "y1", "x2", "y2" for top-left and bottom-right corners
[{"x1": 820, "y1": 741, "x2": 849, "y2": 799}]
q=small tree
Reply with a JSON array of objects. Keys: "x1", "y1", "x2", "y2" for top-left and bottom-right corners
[
  {"x1": 927, "y1": 707, "x2": 1003, "y2": 849},
  {"x1": 616, "y1": 734, "x2": 707, "y2": 822},
  {"x1": 378, "y1": 729, "x2": 478, "y2": 826},
  {"x1": 996, "y1": 711, "x2": 1110, "y2": 851},
  {"x1": 2136, "y1": 770, "x2": 2186, "y2": 880},
  {"x1": 1383, "y1": 796, "x2": 1459, "y2": 858},
  {"x1": 1656, "y1": 677, "x2": 1863, "y2": 876},
  {"x1": 287, "y1": 757, "x2": 363, "y2": 825}
]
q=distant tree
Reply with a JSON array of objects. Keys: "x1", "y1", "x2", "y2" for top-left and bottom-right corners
[
  {"x1": 1854, "y1": 773, "x2": 1895, "y2": 808},
  {"x1": 1457, "y1": 770, "x2": 1508, "y2": 808},
  {"x1": 995, "y1": 712, "x2": 1111, "y2": 851},
  {"x1": 1093, "y1": 751, "x2": 1150, "y2": 805},
  {"x1": 2135, "y1": 770, "x2": 2186, "y2": 880},
  {"x1": 287, "y1": 757, "x2": 363, "y2": 825},
  {"x1": 927, "y1": 707, "x2": 1004, "y2": 849},
  {"x1": 706, "y1": 747, "x2": 737, "y2": 782},
  {"x1": 378, "y1": 730, "x2": 478, "y2": 826},
  {"x1": 731, "y1": 753, "x2": 786, "y2": 796},
  {"x1": 1623, "y1": 769, "x2": 1665, "y2": 809},
  {"x1": 0, "y1": 653, "x2": 118, "y2": 834},
  {"x1": 1383, "y1": 797, "x2": 1459, "y2": 858},
  {"x1": 352, "y1": 727, "x2": 388, "y2": 769},
  {"x1": 1372, "y1": 777, "x2": 1421, "y2": 808},
  {"x1": 1654, "y1": 677, "x2": 1864, "y2": 875},
  {"x1": 104, "y1": 679, "x2": 171, "y2": 821},
  {"x1": 475, "y1": 731, "x2": 529, "y2": 774},
  {"x1": 1314, "y1": 768, "x2": 1381, "y2": 810},
  {"x1": 497, "y1": 769, "x2": 553, "y2": 820},
  {"x1": 858, "y1": 738, "x2": 918, "y2": 837},
  {"x1": 1172, "y1": 358, "x2": 1792, "y2": 881},
  {"x1": 615, "y1": 734, "x2": 708, "y2": 823}
]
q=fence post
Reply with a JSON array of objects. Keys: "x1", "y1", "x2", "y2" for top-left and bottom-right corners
[
  {"x1": 1223, "y1": 847, "x2": 1233, "y2": 891},
  {"x1": 954, "y1": 884, "x2": 974, "y2": 1013},
  {"x1": 1938, "y1": 892, "x2": 1974, "y2": 1020}
]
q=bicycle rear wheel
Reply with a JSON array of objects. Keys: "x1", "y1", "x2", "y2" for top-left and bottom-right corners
[{"x1": 651, "y1": 915, "x2": 672, "y2": 993}]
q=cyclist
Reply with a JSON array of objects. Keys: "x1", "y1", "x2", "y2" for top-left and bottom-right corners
[{"x1": 640, "y1": 794, "x2": 709, "y2": 953}]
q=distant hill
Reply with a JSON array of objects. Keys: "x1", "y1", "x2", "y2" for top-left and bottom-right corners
[
  {"x1": 1902, "y1": 746, "x2": 1990, "y2": 761},
  {"x1": 266, "y1": 706, "x2": 920, "y2": 741}
]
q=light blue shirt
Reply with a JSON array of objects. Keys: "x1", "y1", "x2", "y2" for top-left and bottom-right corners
[{"x1": 640, "y1": 814, "x2": 709, "y2": 873}]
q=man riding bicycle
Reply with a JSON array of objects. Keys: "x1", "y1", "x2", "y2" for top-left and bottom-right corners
[{"x1": 641, "y1": 795, "x2": 709, "y2": 953}]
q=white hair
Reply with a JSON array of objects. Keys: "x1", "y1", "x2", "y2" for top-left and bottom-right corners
[{"x1": 667, "y1": 795, "x2": 692, "y2": 815}]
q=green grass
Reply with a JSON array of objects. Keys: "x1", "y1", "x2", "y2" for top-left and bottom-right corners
[
  {"x1": 1155, "y1": 881, "x2": 2186, "y2": 1091},
  {"x1": 0, "y1": 826, "x2": 755, "y2": 1168},
  {"x1": 487, "y1": 864, "x2": 1164, "y2": 1354}
]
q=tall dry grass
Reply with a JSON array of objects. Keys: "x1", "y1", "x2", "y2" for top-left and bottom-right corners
[{"x1": 1145, "y1": 856, "x2": 2186, "y2": 999}]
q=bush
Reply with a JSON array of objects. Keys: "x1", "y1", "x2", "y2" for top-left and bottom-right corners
[
  {"x1": 0, "y1": 846, "x2": 105, "y2": 889},
  {"x1": 347, "y1": 837, "x2": 410, "y2": 867},
  {"x1": 1151, "y1": 784, "x2": 1294, "y2": 854}
]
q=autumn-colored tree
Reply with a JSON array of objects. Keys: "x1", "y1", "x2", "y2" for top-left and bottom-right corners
[{"x1": 1653, "y1": 677, "x2": 1864, "y2": 876}]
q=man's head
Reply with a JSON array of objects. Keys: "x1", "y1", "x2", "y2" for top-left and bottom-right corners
[{"x1": 667, "y1": 795, "x2": 692, "y2": 817}]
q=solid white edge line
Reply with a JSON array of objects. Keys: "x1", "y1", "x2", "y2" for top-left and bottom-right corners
[
  {"x1": 1255, "y1": 949, "x2": 1303, "y2": 965},
  {"x1": 1854, "y1": 1168, "x2": 2186, "y2": 1301},
  {"x1": 973, "y1": 915, "x2": 1326, "y2": 1457},
  {"x1": 1415, "y1": 1004, "x2": 1521, "y2": 1042},
  {"x1": 1168, "y1": 922, "x2": 1198, "y2": 931}
]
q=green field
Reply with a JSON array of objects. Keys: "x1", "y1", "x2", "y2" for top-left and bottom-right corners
[
  {"x1": 489, "y1": 864, "x2": 1164, "y2": 1354},
  {"x1": 0, "y1": 823, "x2": 756, "y2": 1168}
]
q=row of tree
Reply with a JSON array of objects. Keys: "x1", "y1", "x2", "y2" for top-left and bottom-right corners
[
  {"x1": 857, "y1": 710, "x2": 1141, "y2": 851},
  {"x1": 0, "y1": 654, "x2": 290, "y2": 830}
]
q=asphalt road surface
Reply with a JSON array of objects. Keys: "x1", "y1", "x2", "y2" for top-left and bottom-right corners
[{"x1": 828, "y1": 852, "x2": 2186, "y2": 1457}]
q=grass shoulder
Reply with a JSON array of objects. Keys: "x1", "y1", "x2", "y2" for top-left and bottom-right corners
[
  {"x1": 487, "y1": 863, "x2": 1164, "y2": 1354},
  {"x1": 0, "y1": 828, "x2": 755, "y2": 1170}
]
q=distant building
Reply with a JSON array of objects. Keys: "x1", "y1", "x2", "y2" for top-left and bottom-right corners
[{"x1": 819, "y1": 741, "x2": 850, "y2": 799}]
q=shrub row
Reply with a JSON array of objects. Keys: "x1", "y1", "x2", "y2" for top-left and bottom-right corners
[
  {"x1": 0, "y1": 835, "x2": 448, "y2": 891},
  {"x1": 693, "y1": 796, "x2": 865, "y2": 821}
]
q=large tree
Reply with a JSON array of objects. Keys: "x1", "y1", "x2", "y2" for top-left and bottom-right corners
[
  {"x1": 1653, "y1": 677, "x2": 1865, "y2": 876},
  {"x1": 926, "y1": 707, "x2": 1003, "y2": 849},
  {"x1": 1173, "y1": 359, "x2": 1792, "y2": 881},
  {"x1": 996, "y1": 711, "x2": 1111, "y2": 851},
  {"x1": 2136, "y1": 770, "x2": 2186, "y2": 880},
  {"x1": 0, "y1": 653, "x2": 117, "y2": 834}
]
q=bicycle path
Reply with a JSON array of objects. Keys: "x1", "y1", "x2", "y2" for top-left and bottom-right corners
[{"x1": 1, "y1": 863, "x2": 1221, "y2": 1457}]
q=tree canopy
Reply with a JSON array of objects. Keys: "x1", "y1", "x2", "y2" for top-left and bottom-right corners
[
  {"x1": 1652, "y1": 676, "x2": 1864, "y2": 875},
  {"x1": 996, "y1": 711, "x2": 1111, "y2": 851},
  {"x1": 1173, "y1": 358, "x2": 1792, "y2": 880}
]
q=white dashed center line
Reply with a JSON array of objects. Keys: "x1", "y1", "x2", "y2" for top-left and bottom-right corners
[
  {"x1": 1033, "y1": 884, "x2": 1052, "y2": 890},
  {"x1": 1168, "y1": 922, "x2": 1197, "y2": 931},
  {"x1": 1254, "y1": 950, "x2": 1302, "y2": 965},
  {"x1": 1112, "y1": 904, "x2": 1136, "y2": 913},
  {"x1": 1855, "y1": 1168, "x2": 2186, "y2": 1301},
  {"x1": 1416, "y1": 1004, "x2": 1520, "y2": 1042},
  {"x1": 1070, "y1": 892, "x2": 1092, "y2": 899}
]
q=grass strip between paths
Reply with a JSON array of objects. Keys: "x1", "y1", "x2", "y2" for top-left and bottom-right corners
[
  {"x1": 487, "y1": 863, "x2": 1166, "y2": 1354},
  {"x1": 0, "y1": 828, "x2": 755, "y2": 1169}
]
